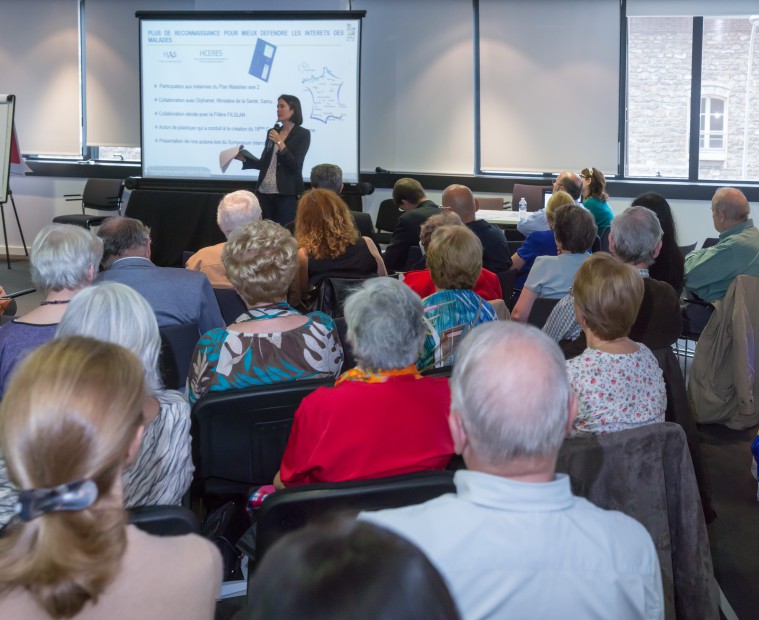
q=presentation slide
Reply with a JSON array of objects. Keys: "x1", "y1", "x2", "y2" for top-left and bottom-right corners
[{"x1": 139, "y1": 17, "x2": 361, "y2": 182}]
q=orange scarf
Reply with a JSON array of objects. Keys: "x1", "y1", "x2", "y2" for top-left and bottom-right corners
[{"x1": 335, "y1": 364, "x2": 423, "y2": 386}]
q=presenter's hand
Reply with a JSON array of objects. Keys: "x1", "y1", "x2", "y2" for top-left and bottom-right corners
[
  {"x1": 268, "y1": 129, "x2": 285, "y2": 149},
  {"x1": 234, "y1": 152, "x2": 245, "y2": 161}
]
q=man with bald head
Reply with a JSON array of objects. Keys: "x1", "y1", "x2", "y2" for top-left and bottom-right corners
[
  {"x1": 517, "y1": 170, "x2": 583, "y2": 236},
  {"x1": 361, "y1": 322, "x2": 663, "y2": 619},
  {"x1": 684, "y1": 187, "x2": 759, "y2": 302},
  {"x1": 442, "y1": 184, "x2": 511, "y2": 273}
]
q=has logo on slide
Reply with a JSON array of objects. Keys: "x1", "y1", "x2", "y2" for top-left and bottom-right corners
[{"x1": 162, "y1": 50, "x2": 177, "y2": 59}]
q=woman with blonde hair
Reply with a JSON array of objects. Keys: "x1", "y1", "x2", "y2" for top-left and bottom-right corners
[
  {"x1": 567, "y1": 253, "x2": 666, "y2": 435},
  {"x1": 295, "y1": 188, "x2": 386, "y2": 293},
  {"x1": 510, "y1": 190, "x2": 574, "y2": 292},
  {"x1": 0, "y1": 337, "x2": 221, "y2": 619},
  {"x1": 417, "y1": 226, "x2": 498, "y2": 370},
  {"x1": 187, "y1": 219, "x2": 342, "y2": 404}
]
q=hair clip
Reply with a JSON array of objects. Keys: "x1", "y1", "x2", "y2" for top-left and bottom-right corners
[{"x1": 16, "y1": 479, "x2": 98, "y2": 522}]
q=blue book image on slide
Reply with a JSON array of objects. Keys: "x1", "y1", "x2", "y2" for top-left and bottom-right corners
[{"x1": 249, "y1": 38, "x2": 276, "y2": 82}]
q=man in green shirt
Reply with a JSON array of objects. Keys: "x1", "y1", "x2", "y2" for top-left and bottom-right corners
[{"x1": 684, "y1": 187, "x2": 759, "y2": 303}]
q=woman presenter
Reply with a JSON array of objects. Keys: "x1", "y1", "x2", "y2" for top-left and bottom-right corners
[{"x1": 237, "y1": 94, "x2": 310, "y2": 226}]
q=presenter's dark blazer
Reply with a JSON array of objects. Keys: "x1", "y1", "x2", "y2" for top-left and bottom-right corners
[
  {"x1": 382, "y1": 200, "x2": 441, "y2": 272},
  {"x1": 242, "y1": 124, "x2": 311, "y2": 196}
]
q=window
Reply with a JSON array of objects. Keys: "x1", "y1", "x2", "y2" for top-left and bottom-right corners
[
  {"x1": 626, "y1": 6, "x2": 759, "y2": 182},
  {"x1": 699, "y1": 95, "x2": 725, "y2": 155}
]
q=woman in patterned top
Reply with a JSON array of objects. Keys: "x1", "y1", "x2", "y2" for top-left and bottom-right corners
[
  {"x1": 417, "y1": 225, "x2": 498, "y2": 370},
  {"x1": 188, "y1": 220, "x2": 343, "y2": 404},
  {"x1": 55, "y1": 281, "x2": 194, "y2": 508},
  {"x1": 567, "y1": 253, "x2": 666, "y2": 435}
]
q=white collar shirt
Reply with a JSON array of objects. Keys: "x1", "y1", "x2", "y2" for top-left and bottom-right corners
[{"x1": 361, "y1": 470, "x2": 663, "y2": 620}]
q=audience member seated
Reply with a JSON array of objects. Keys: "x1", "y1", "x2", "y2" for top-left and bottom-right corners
[
  {"x1": 545, "y1": 206, "x2": 682, "y2": 359},
  {"x1": 417, "y1": 226, "x2": 498, "y2": 370},
  {"x1": 382, "y1": 178, "x2": 441, "y2": 272},
  {"x1": 517, "y1": 170, "x2": 583, "y2": 236},
  {"x1": 56, "y1": 282, "x2": 193, "y2": 508},
  {"x1": 240, "y1": 518, "x2": 460, "y2": 620},
  {"x1": 0, "y1": 337, "x2": 222, "y2": 619},
  {"x1": 402, "y1": 212, "x2": 503, "y2": 301},
  {"x1": 510, "y1": 190, "x2": 571, "y2": 292},
  {"x1": 580, "y1": 166, "x2": 614, "y2": 233},
  {"x1": 441, "y1": 183, "x2": 512, "y2": 273},
  {"x1": 309, "y1": 163, "x2": 376, "y2": 241},
  {"x1": 511, "y1": 204, "x2": 596, "y2": 323},
  {"x1": 97, "y1": 217, "x2": 224, "y2": 334},
  {"x1": 295, "y1": 189, "x2": 386, "y2": 292},
  {"x1": 0, "y1": 224, "x2": 102, "y2": 399},
  {"x1": 631, "y1": 192, "x2": 685, "y2": 295},
  {"x1": 187, "y1": 220, "x2": 342, "y2": 405},
  {"x1": 567, "y1": 253, "x2": 666, "y2": 435},
  {"x1": 186, "y1": 190, "x2": 262, "y2": 288},
  {"x1": 274, "y1": 278, "x2": 452, "y2": 488},
  {"x1": 361, "y1": 322, "x2": 663, "y2": 619}
]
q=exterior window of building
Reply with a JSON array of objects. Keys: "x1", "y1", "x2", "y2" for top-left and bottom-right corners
[{"x1": 699, "y1": 95, "x2": 726, "y2": 156}]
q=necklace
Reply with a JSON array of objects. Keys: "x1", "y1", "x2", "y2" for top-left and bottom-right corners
[{"x1": 40, "y1": 299, "x2": 71, "y2": 306}]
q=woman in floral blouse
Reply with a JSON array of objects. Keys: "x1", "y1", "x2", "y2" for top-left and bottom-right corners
[
  {"x1": 567, "y1": 253, "x2": 666, "y2": 435},
  {"x1": 187, "y1": 220, "x2": 342, "y2": 404}
]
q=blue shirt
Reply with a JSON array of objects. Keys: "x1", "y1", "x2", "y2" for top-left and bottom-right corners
[
  {"x1": 362, "y1": 470, "x2": 663, "y2": 620},
  {"x1": 515, "y1": 229, "x2": 558, "y2": 289}
]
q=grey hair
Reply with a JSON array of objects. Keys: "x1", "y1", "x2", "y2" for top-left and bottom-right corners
[
  {"x1": 310, "y1": 164, "x2": 343, "y2": 192},
  {"x1": 97, "y1": 217, "x2": 150, "y2": 268},
  {"x1": 713, "y1": 187, "x2": 750, "y2": 222},
  {"x1": 451, "y1": 322, "x2": 572, "y2": 465},
  {"x1": 610, "y1": 206, "x2": 663, "y2": 266},
  {"x1": 30, "y1": 224, "x2": 103, "y2": 293},
  {"x1": 344, "y1": 278, "x2": 426, "y2": 370},
  {"x1": 55, "y1": 281, "x2": 163, "y2": 394},
  {"x1": 217, "y1": 190, "x2": 262, "y2": 237}
]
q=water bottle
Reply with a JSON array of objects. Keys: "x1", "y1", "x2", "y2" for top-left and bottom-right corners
[{"x1": 518, "y1": 197, "x2": 527, "y2": 219}]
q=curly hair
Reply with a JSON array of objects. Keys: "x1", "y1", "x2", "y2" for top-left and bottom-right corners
[{"x1": 295, "y1": 189, "x2": 359, "y2": 260}]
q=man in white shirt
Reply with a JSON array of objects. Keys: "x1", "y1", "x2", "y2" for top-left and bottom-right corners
[
  {"x1": 517, "y1": 170, "x2": 583, "y2": 236},
  {"x1": 361, "y1": 322, "x2": 663, "y2": 620}
]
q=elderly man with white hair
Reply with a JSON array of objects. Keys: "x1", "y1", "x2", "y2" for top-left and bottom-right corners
[
  {"x1": 361, "y1": 322, "x2": 663, "y2": 620},
  {"x1": 186, "y1": 189, "x2": 262, "y2": 288}
]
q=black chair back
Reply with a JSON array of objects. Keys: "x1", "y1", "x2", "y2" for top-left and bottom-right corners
[
  {"x1": 214, "y1": 288, "x2": 248, "y2": 325},
  {"x1": 404, "y1": 245, "x2": 424, "y2": 271},
  {"x1": 333, "y1": 316, "x2": 356, "y2": 371},
  {"x1": 314, "y1": 276, "x2": 371, "y2": 318},
  {"x1": 702, "y1": 237, "x2": 719, "y2": 249},
  {"x1": 375, "y1": 199, "x2": 402, "y2": 245},
  {"x1": 54, "y1": 178, "x2": 124, "y2": 229},
  {"x1": 253, "y1": 470, "x2": 456, "y2": 564},
  {"x1": 678, "y1": 242, "x2": 697, "y2": 256},
  {"x1": 158, "y1": 322, "x2": 200, "y2": 390},
  {"x1": 527, "y1": 297, "x2": 560, "y2": 328},
  {"x1": 128, "y1": 505, "x2": 200, "y2": 536},
  {"x1": 191, "y1": 377, "x2": 334, "y2": 499}
]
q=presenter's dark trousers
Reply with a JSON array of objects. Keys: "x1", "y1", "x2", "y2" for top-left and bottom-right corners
[{"x1": 257, "y1": 192, "x2": 297, "y2": 227}]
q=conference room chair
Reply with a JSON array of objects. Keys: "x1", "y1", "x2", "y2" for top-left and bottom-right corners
[
  {"x1": 556, "y1": 423, "x2": 718, "y2": 620},
  {"x1": 497, "y1": 269, "x2": 518, "y2": 306},
  {"x1": 510, "y1": 184, "x2": 552, "y2": 212},
  {"x1": 54, "y1": 178, "x2": 124, "y2": 229},
  {"x1": 214, "y1": 287, "x2": 247, "y2": 325},
  {"x1": 526, "y1": 297, "x2": 560, "y2": 328},
  {"x1": 474, "y1": 196, "x2": 505, "y2": 210},
  {"x1": 128, "y1": 505, "x2": 200, "y2": 537},
  {"x1": 339, "y1": 181, "x2": 374, "y2": 212},
  {"x1": 190, "y1": 377, "x2": 334, "y2": 505},
  {"x1": 312, "y1": 276, "x2": 374, "y2": 318},
  {"x1": 679, "y1": 242, "x2": 697, "y2": 256},
  {"x1": 248, "y1": 470, "x2": 456, "y2": 568},
  {"x1": 333, "y1": 316, "x2": 356, "y2": 372},
  {"x1": 158, "y1": 322, "x2": 200, "y2": 391},
  {"x1": 702, "y1": 237, "x2": 719, "y2": 249},
  {"x1": 598, "y1": 227, "x2": 611, "y2": 252},
  {"x1": 375, "y1": 198, "x2": 402, "y2": 245},
  {"x1": 404, "y1": 245, "x2": 424, "y2": 271},
  {"x1": 650, "y1": 346, "x2": 714, "y2": 524}
]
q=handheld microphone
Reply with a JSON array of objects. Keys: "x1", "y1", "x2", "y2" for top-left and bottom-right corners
[{"x1": 267, "y1": 122, "x2": 283, "y2": 149}]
